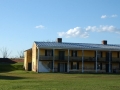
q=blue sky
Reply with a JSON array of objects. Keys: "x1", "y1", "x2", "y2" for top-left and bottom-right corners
[{"x1": 0, "y1": 0, "x2": 120, "y2": 57}]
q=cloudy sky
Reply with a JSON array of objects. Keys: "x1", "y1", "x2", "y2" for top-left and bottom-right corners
[{"x1": 0, "y1": 0, "x2": 120, "y2": 57}]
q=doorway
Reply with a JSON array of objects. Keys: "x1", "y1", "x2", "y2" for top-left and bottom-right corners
[
  {"x1": 59, "y1": 51, "x2": 65, "y2": 60},
  {"x1": 58, "y1": 63, "x2": 67, "y2": 72},
  {"x1": 106, "y1": 64, "x2": 112, "y2": 73},
  {"x1": 28, "y1": 63, "x2": 32, "y2": 71}
]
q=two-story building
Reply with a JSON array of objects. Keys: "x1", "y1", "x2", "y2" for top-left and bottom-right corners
[{"x1": 24, "y1": 38, "x2": 120, "y2": 73}]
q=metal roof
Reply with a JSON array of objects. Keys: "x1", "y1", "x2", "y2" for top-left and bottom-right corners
[{"x1": 34, "y1": 41, "x2": 120, "y2": 51}]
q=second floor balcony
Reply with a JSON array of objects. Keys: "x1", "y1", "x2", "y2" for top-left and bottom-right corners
[{"x1": 39, "y1": 55, "x2": 120, "y2": 62}]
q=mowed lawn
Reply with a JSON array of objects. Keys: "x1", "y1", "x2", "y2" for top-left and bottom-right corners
[{"x1": 0, "y1": 71, "x2": 120, "y2": 90}]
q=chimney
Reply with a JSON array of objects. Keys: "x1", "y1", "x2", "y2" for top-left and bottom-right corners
[
  {"x1": 57, "y1": 38, "x2": 62, "y2": 43},
  {"x1": 102, "y1": 40, "x2": 107, "y2": 45}
]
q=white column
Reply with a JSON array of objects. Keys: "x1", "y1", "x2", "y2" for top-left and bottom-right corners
[
  {"x1": 96, "y1": 50, "x2": 98, "y2": 73},
  {"x1": 37, "y1": 48, "x2": 40, "y2": 73},
  {"x1": 82, "y1": 50, "x2": 84, "y2": 73},
  {"x1": 109, "y1": 51, "x2": 111, "y2": 73},
  {"x1": 68, "y1": 49, "x2": 70, "y2": 72},
  {"x1": 53, "y1": 49, "x2": 55, "y2": 72}
]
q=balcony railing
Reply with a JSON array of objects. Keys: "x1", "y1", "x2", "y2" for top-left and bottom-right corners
[
  {"x1": 39, "y1": 56, "x2": 53, "y2": 60},
  {"x1": 97, "y1": 57, "x2": 106, "y2": 62},
  {"x1": 84, "y1": 57, "x2": 96, "y2": 61},
  {"x1": 39, "y1": 55, "x2": 120, "y2": 62},
  {"x1": 69, "y1": 56, "x2": 82, "y2": 61},
  {"x1": 112, "y1": 57, "x2": 120, "y2": 62}
]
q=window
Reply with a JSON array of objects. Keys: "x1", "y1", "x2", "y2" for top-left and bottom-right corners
[
  {"x1": 45, "y1": 50, "x2": 53, "y2": 56},
  {"x1": 71, "y1": 62, "x2": 79, "y2": 70},
  {"x1": 73, "y1": 62, "x2": 77, "y2": 69},
  {"x1": 71, "y1": 50, "x2": 77, "y2": 57}
]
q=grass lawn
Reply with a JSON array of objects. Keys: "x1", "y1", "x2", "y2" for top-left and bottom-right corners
[{"x1": 0, "y1": 71, "x2": 120, "y2": 90}]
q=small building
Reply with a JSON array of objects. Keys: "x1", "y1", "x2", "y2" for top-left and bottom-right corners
[{"x1": 24, "y1": 38, "x2": 120, "y2": 73}]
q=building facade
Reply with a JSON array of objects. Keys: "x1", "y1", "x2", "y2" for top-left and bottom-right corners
[{"x1": 24, "y1": 38, "x2": 120, "y2": 73}]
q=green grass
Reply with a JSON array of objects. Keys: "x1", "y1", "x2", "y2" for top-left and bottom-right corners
[
  {"x1": 0, "y1": 63, "x2": 24, "y2": 72},
  {"x1": 0, "y1": 71, "x2": 120, "y2": 90}
]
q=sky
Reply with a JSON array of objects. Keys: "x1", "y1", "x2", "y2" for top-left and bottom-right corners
[{"x1": 0, "y1": 0, "x2": 120, "y2": 57}]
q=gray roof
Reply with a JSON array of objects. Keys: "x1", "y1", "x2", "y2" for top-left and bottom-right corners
[{"x1": 35, "y1": 42, "x2": 120, "y2": 51}]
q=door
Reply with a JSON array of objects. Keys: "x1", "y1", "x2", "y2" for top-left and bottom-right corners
[
  {"x1": 106, "y1": 64, "x2": 109, "y2": 72},
  {"x1": 59, "y1": 51, "x2": 65, "y2": 60},
  {"x1": 60, "y1": 63, "x2": 64, "y2": 72},
  {"x1": 106, "y1": 52, "x2": 112, "y2": 61},
  {"x1": 106, "y1": 52, "x2": 109, "y2": 61},
  {"x1": 106, "y1": 64, "x2": 112, "y2": 73},
  {"x1": 28, "y1": 63, "x2": 32, "y2": 71},
  {"x1": 58, "y1": 63, "x2": 67, "y2": 72}
]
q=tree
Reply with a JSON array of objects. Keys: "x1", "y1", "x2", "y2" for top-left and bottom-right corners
[
  {"x1": 0, "y1": 47, "x2": 12, "y2": 58},
  {"x1": 17, "y1": 50, "x2": 24, "y2": 58}
]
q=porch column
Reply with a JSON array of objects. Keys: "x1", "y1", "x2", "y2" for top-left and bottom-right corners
[
  {"x1": 82, "y1": 50, "x2": 84, "y2": 73},
  {"x1": 109, "y1": 51, "x2": 111, "y2": 73},
  {"x1": 37, "y1": 48, "x2": 40, "y2": 73},
  {"x1": 68, "y1": 49, "x2": 70, "y2": 73},
  {"x1": 96, "y1": 50, "x2": 98, "y2": 73},
  {"x1": 53, "y1": 49, "x2": 55, "y2": 72}
]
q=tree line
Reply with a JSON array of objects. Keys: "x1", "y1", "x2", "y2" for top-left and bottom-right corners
[{"x1": 0, "y1": 47, "x2": 24, "y2": 58}]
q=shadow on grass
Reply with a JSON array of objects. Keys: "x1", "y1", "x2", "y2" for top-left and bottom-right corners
[{"x1": 0, "y1": 75, "x2": 27, "y2": 80}]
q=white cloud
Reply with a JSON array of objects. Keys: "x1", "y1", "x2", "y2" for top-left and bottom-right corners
[
  {"x1": 101, "y1": 15, "x2": 107, "y2": 19},
  {"x1": 35, "y1": 25, "x2": 44, "y2": 29},
  {"x1": 58, "y1": 26, "x2": 120, "y2": 38},
  {"x1": 58, "y1": 27, "x2": 89, "y2": 38},
  {"x1": 101, "y1": 14, "x2": 118, "y2": 19},
  {"x1": 86, "y1": 25, "x2": 120, "y2": 34},
  {"x1": 111, "y1": 14, "x2": 117, "y2": 18}
]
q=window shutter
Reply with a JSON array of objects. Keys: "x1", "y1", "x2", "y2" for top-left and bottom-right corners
[
  {"x1": 101, "y1": 52, "x2": 102, "y2": 57},
  {"x1": 100, "y1": 63, "x2": 102, "y2": 70},
  {"x1": 45, "y1": 50, "x2": 47, "y2": 56},
  {"x1": 58, "y1": 63, "x2": 60, "y2": 72},
  {"x1": 77, "y1": 62, "x2": 79, "y2": 69},
  {"x1": 95, "y1": 51, "x2": 96, "y2": 57},
  {"x1": 117, "y1": 52, "x2": 119, "y2": 58},
  {"x1": 106, "y1": 52, "x2": 109, "y2": 61},
  {"x1": 110, "y1": 52, "x2": 112, "y2": 61},
  {"x1": 52, "y1": 50, "x2": 53, "y2": 56},
  {"x1": 71, "y1": 51, "x2": 73, "y2": 57},
  {"x1": 65, "y1": 63, "x2": 67, "y2": 72},
  {"x1": 94, "y1": 62, "x2": 96, "y2": 70},
  {"x1": 75, "y1": 51, "x2": 77, "y2": 57},
  {"x1": 51, "y1": 61, "x2": 53, "y2": 69},
  {"x1": 71, "y1": 62, "x2": 73, "y2": 69},
  {"x1": 119, "y1": 63, "x2": 120, "y2": 70}
]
